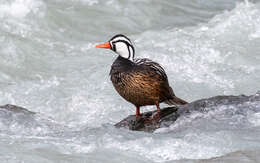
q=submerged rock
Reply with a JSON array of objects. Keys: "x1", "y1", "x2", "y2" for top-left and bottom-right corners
[
  {"x1": 0, "y1": 104, "x2": 35, "y2": 115},
  {"x1": 115, "y1": 91, "x2": 260, "y2": 132},
  {"x1": 174, "y1": 150, "x2": 260, "y2": 163}
]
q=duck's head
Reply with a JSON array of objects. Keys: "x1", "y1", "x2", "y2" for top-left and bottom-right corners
[{"x1": 96, "y1": 34, "x2": 135, "y2": 61}]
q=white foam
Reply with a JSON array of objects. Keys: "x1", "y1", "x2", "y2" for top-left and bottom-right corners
[
  {"x1": 248, "y1": 112, "x2": 260, "y2": 126},
  {"x1": 73, "y1": 0, "x2": 98, "y2": 6},
  {"x1": 0, "y1": 0, "x2": 44, "y2": 19},
  {"x1": 0, "y1": 1, "x2": 260, "y2": 162}
]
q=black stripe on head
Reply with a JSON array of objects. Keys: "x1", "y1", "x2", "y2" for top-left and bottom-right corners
[
  {"x1": 110, "y1": 41, "x2": 116, "y2": 51},
  {"x1": 126, "y1": 44, "x2": 131, "y2": 60},
  {"x1": 109, "y1": 34, "x2": 132, "y2": 43},
  {"x1": 128, "y1": 43, "x2": 135, "y2": 59}
]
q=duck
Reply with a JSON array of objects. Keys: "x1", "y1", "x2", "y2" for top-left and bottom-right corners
[{"x1": 96, "y1": 34, "x2": 187, "y2": 118}]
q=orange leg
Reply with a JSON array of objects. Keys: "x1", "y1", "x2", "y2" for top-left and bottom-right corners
[
  {"x1": 155, "y1": 102, "x2": 161, "y2": 119},
  {"x1": 136, "y1": 106, "x2": 141, "y2": 117}
]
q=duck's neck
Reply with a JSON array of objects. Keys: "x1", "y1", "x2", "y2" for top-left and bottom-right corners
[
  {"x1": 111, "y1": 56, "x2": 134, "y2": 73},
  {"x1": 117, "y1": 55, "x2": 133, "y2": 63}
]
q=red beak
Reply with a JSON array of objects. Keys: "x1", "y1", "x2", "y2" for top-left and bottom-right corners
[{"x1": 95, "y1": 42, "x2": 111, "y2": 49}]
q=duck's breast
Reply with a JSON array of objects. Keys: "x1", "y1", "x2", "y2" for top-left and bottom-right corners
[{"x1": 110, "y1": 67, "x2": 171, "y2": 106}]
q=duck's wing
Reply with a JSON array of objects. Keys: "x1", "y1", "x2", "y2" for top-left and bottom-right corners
[{"x1": 133, "y1": 58, "x2": 168, "y2": 81}]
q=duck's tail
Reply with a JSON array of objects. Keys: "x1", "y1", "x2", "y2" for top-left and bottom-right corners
[{"x1": 164, "y1": 96, "x2": 188, "y2": 105}]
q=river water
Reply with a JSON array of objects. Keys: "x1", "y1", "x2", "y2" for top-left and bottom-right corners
[{"x1": 0, "y1": 0, "x2": 260, "y2": 162}]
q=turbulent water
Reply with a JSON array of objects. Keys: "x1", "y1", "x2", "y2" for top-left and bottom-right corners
[{"x1": 0, "y1": 0, "x2": 260, "y2": 162}]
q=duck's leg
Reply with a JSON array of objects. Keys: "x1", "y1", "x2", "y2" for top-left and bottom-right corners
[
  {"x1": 136, "y1": 106, "x2": 141, "y2": 117},
  {"x1": 144, "y1": 102, "x2": 161, "y2": 123},
  {"x1": 155, "y1": 102, "x2": 161, "y2": 119}
]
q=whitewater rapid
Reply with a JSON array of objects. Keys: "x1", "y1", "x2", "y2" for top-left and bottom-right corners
[{"x1": 0, "y1": 0, "x2": 260, "y2": 162}]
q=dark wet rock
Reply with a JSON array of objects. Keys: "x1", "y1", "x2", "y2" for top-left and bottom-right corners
[
  {"x1": 115, "y1": 91, "x2": 260, "y2": 132},
  {"x1": 115, "y1": 107, "x2": 179, "y2": 132},
  {"x1": 0, "y1": 104, "x2": 35, "y2": 115}
]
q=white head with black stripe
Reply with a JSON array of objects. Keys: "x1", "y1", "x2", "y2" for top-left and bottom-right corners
[{"x1": 96, "y1": 34, "x2": 135, "y2": 61}]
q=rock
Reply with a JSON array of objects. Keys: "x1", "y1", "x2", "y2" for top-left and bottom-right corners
[
  {"x1": 115, "y1": 107, "x2": 179, "y2": 132},
  {"x1": 0, "y1": 104, "x2": 35, "y2": 115},
  {"x1": 115, "y1": 91, "x2": 260, "y2": 132}
]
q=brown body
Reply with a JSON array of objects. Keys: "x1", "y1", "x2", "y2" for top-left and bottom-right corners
[{"x1": 110, "y1": 56, "x2": 187, "y2": 109}]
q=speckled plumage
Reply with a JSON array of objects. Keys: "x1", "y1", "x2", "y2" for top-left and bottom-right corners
[{"x1": 110, "y1": 56, "x2": 185, "y2": 108}]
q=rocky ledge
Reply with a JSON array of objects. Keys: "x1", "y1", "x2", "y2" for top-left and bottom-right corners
[{"x1": 115, "y1": 91, "x2": 260, "y2": 132}]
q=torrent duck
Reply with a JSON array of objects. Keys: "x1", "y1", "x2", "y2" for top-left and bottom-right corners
[{"x1": 96, "y1": 34, "x2": 187, "y2": 118}]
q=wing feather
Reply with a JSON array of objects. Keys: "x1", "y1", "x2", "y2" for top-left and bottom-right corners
[{"x1": 133, "y1": 58, "x2": 168, "y2": 80}]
